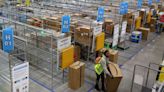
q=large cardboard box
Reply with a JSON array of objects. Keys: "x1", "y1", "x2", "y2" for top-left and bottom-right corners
[
  {"x1": 137, "y1": 27, "x2": 150, "y2": 40},
  {"x1": 104, "y1": 19, "x2": 114, "y2": 35},
  {"x1": 106, "y1": 63, "x2": 123, "y2": 92},
  {"x1": 104, "y1": 19, "x2": 113, "y2": 25},
  {"x1": 109, "y1": 49, "x2": 118, "y2": 63},
  {"x1": 74, "y1": 26, "x2": 92, "y2": 46},
  {"x1": 68, "y1": 61, "x2": 85, "y2": 90}
]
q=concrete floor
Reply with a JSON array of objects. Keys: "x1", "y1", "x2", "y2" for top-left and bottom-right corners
[{"x1": 0, "y1": 32, "x2": 164, "y2": 92}]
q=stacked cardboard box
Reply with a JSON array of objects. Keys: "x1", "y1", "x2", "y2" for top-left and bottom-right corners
[
  {"x1": 27, "y1": 18, "x2": 42, "y2": 27},
  {"x1": 68, "y1": 61, "x2": 85, "y2": 90},
  {"x1": 137, "y1": 27, "x2": 150, "y2": 40},
  {"x1": 43, "y1": 16, "x2": 61, "y2": 31},
  {"x1": 74, "y1": 25, "x2": 92, "y2": 46},
  {"x1": 109, "y1": 49, "x2": 118, "y2": 63},
  {"x1": 104, "y1": 19, "x2": 114, "y2": 35},
  {"x1": 106, "y1": 63, "x2": 123, "y2": 92}
]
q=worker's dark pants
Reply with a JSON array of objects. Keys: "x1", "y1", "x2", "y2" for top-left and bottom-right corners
[{"x1": 95, "y1": 72, "x2": 105, "y2": 89}]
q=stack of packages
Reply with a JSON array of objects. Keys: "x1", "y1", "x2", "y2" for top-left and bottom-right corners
[
  {"x1": 68, "y1": 61, "x2": 85, "y2": 90},
  {"x1": 75, "y1": 25, "x2": 92, "y2": 46},
  {"x1": 27, "y1": 18, "x2": 43, "y2": 27},
  {"x1": 122, "y1": 12, "x2": 134, "y2": 33},
  {"x1": 104, "y1": 19, "x2": 114, "y2": 35},
  {"x1": 74, "y1": 25, "x2": 93, "y2": 60},
  {"x1": 42, "y1": 16, "x2": 61, "y2": 31}
]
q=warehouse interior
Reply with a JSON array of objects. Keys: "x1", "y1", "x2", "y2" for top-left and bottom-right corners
[{"x1": 0, "y1": 0, "x2": 164, "y2": 92}]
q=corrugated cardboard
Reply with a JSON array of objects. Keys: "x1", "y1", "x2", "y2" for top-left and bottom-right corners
[
  {"x1": 137, "y1": 27, "x2": 150, "y2": 40},
  {"x1": 106, "y1": 63, "x2": 123, "y2": 92},
  {"x1": 68, "y1": 61, "x2": 85, "y2": 90},
  {"x1": 109, "y1": 49, "x2": 118, "y2": 63},
  {"x1": 69, "y1": 64, "x2": 81, "y2": 90},
  {"x1": 105, "y1": 19, "x2": 113, "y2": 24},
  {"x1": 74, "y1": 26, "x2": 92, "y2": 46}
]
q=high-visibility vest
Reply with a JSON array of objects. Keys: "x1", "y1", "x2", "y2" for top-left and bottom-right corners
[{"x1": 94, "y1": 57, "x2": 103, "y2": 75}]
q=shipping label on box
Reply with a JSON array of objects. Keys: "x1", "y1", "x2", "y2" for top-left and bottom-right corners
[{"x1": 57, "y1": 36, "x2": 71, "y2": 50}]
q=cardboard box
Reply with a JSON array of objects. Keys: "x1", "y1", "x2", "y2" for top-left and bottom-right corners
[
  {"x1": 68, "y1": 61, "x2": 85, "y2": 90},
  {"x1": 104, "y1": 19, "x2": 113, "y2": 25},
  {"x1": 109, "y1": 49, "x2": 118, "y2": 63},
  {"x1": 74, "y1": 45, "x2": 81, "y2": 61},
  {"x1": 105, "y1": 24, "x2": 114, "y2": 35},
  {"x1": 74, "y1": 26, "x2": 92, "y2": 46},
  {"x1": 137, "y1": 27, "x2": 150, "y2": 40},
  {"x1": 106, "y1": 63, "x2": 123, "y2": 92}
]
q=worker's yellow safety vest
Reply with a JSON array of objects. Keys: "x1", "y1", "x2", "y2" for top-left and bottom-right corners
[{"x1": 94, "y1": 63, "x2": 103, "y2": 75}]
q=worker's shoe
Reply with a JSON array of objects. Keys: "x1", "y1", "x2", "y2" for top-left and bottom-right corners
[{"x1": 95, "y1": 85, "x2": 100, "y2": 91}]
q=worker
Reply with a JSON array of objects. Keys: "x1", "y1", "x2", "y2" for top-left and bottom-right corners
[
  {"x1": 94, "y1": 50, "x2": 113, "y2": 91},
  {"x1": 157, "y1": 12, "x2": 164, "y2": 34}
]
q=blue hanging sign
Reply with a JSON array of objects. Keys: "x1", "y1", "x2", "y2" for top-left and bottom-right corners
[
  {"x1": 119, "y1": 2, "x2": 128, "y2": 15},
  {"x1": 137, "y1": 0, "x2": 142, "y2": 8},
  {"x1": 148, "y1": 0, "x2": 153, "y2": 5},
  {"x1": 97, "y1": 7, "x2": 104, "y2": 22},
  {"x1": 2, "y1": 27, "x2": 14, "y2": 53},
  {"x1": 61, "y1": 15, "x2": 70, "y2": 33}
]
